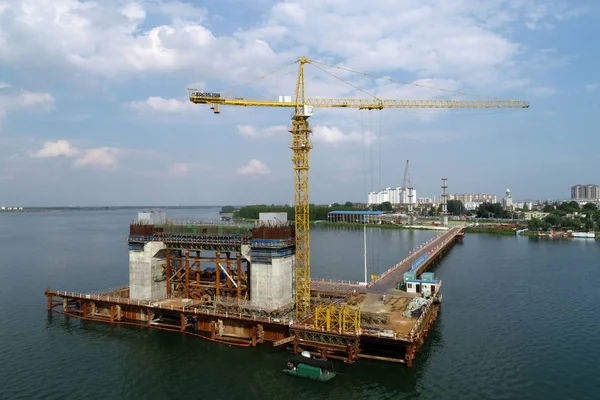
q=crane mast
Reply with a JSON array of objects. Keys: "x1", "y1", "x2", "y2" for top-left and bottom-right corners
[{"x1": 291, "y1": 58, "x2": 312, "y2": 316}]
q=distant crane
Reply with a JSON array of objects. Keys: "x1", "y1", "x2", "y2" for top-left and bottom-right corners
[
  {"x1": 401, "y1": 159, "x2": 411, "y2": 203},
  {"x1": 403, "y1": 160, "x2": 416, "y2": 225},
  {"x1": 188, "y1": 56, "x2": 529, "y2": 320}
]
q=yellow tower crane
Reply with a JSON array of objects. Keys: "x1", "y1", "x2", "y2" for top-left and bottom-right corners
[{"x1": 189, "y1": 56, "x2": 529, "y2": 320}]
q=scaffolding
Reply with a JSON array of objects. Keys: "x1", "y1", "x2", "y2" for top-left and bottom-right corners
[
  {"x1": 166, "y1": 250, "x2": 250, "y2": 300},
  {"x1": 313, "y1": 303, "x2": 361, "y2": 334}
]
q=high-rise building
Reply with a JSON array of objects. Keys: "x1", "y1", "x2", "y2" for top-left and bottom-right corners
[
  {"x1": 571, "y1": 184, "x2": 600, "y2": 201},
  {"x1": 447, "y1": 193, "x2": 497, "y2": 210},
  {"x1": 501, "y1": 189, "x2": 513, "y2": 210},
  {"x1": 587, "y1": 184, "x2": 598, "y2": 200},
  {"x1": 367, "y1": 187, "x2": 417, "y2": 205},
  {"x1": 571, "y1": 185, "x2": 585, "y2": 200}
]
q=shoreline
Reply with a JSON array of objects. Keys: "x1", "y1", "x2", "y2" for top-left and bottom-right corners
[{"x1": 312, "y1": 221, "x2": 450, "y2": 231}]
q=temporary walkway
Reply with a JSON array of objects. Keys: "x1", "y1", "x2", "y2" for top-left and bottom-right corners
[
  {"x1": 310, "y1": 226, "x2": 465, "y2": 294},
  {"x1": 367, "y1": 227, "x2": 464, "y2": 293}
]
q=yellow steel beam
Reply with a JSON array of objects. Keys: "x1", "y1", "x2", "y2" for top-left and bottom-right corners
[
  {"x1": 291, "y1": 60, "x2": 311, "y2": 319},
  {"x1": 291, "y1": 117, "x2": 311, "y2": 318},
  {"x1": 306, "y1": 98, "x2": 529, "y2": 109},
  {"x1": 189, "y1": 94, "x2": 530, "y2": 110}
]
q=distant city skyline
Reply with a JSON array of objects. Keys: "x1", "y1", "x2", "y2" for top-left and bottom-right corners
[{"x1": 1, "y1": 189, "x2": 569, "y2": 207}]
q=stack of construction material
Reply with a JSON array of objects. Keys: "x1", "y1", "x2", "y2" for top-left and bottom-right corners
[{"x1": 402, "y1": 297, "x2": 428, "y2": 318}]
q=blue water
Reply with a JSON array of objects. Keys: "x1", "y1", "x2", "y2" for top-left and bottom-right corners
[{"x1": 0, "y1": 208, "x2": 599, "y2": 400}]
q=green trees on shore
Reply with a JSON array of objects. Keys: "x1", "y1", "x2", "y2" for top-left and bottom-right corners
[
  {"x1": 231, "y1": 201, "x2": 375, "y2": 221},
  {"x1": 370, "y1": 201, "x2": 393, "y2": 212},
  {"x1": 447, "y1": 199, "x2": 465, "y2": 215},
  {"x1": 233, "y1": 205, "x2": 333, "y2": 221},
  {"x1": 529, "y1": 201, "x2": 600, "y2": 231},
  {"x1": 476, "y1": 203, "x2": 511, "y2": 219}
]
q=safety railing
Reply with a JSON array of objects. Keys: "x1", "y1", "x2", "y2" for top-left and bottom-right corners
[
  {"x1": 48, "y1": 290, "x2": 294, "y2": 326},
  {"x1": 368, "y1": 231, "x2": 454, "y2": 287}
]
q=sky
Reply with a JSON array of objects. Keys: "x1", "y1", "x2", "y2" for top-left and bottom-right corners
[{"x1": 0, "y1": 0, "x2": 598, "y2": 206}]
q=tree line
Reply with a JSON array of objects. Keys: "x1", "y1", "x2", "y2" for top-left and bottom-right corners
[
  {"x1": 529, "y1": 201, "x2": 599, "y2": 231},
  {"x1": 232, "y1": 204, "x2": 335, "y2": 221}
]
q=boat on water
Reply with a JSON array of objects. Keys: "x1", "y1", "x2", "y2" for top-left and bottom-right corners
[
  {"x1": 282, "y1": 353, "x2": 336, "y2": 381},
  {"x1": 571, "y1": 231, "x2": 596, "y2": 239}
]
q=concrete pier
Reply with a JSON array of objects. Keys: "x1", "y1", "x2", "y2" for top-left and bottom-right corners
[{"x1": 129, "y1": 241, "x2": 166, "y2": 300}]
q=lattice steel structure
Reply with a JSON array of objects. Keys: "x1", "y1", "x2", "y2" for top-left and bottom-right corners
[
  {"x1": 165, "y1": 250, "x2": 249, "y2": 301},
  {"x1": 313, "y1": 303, "x2": 361, "y2": 334}
]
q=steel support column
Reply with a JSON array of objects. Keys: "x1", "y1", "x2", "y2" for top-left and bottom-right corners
[
  {"x1": 185, "y1": 250, "x2": 190, "y2": 298},
  {"x1": 166, "y1": 248, "x2": 172, "y2": 296},
  {"x1": 215, "y1": 251, "x2": 221, "y2": 298},
  {"x1": 236, "y1": 252, "x2": 242, "y2": 300}
]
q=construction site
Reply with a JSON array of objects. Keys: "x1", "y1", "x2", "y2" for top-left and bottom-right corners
[
  {"x1": 45, "y1": 56, "x2": 528, "y2": 366},
  {"x1": 46, "y1": 211, "x2": 464, "y2": 365}
]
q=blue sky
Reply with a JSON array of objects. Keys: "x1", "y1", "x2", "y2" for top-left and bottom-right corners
[{"x1": 0, "y1": 0, "x2": 598, "y2": 206}]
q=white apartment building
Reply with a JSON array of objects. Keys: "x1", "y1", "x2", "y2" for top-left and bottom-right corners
[
  {"x1": 571, "y1": 184, "x2": 600, "y2": 201},
  {"x1": 447, "y1": 193, "x2": 497, "y2": 211},
  {"x1": 368, "y1": 187, "x2": 417, "y2": 205}
]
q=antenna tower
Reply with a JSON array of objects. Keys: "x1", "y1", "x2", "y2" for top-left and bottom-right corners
[{"x1": 440, "y1": 178, "x2": 448, "y2": 226}]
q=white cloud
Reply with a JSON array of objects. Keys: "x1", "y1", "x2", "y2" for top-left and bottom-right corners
[
  {"x1": 17, "y1": 92, "x2": 56, "y2": 110},
  {"x1": 73, "y1": 147, "x2": 122, "y2": 169},
  {"x1": 29, "y1": 139, "x2": 155, "y2": 170},
  {"x1": 168, "y1": 162, "x2": 207, "y2": 178},
  {"x1": 585, "y1": 83, "x2": 599, "y2": 91},
  {"x1": 0, "y1": 86, "x2": 55, "y2": 124},
  {"x1": 262, "y1": 1, "x2": 579, "y2": 89},
  {"x1": 127, "y1": 97, "x2": 198, "y2": 113},
  {"x1": 121, "y1": 3, "x2": 146, "y2": 21},
  {"x1": 0, "y1": 0, "x2": 579, "y2": 97},
  {"x1": 527, "y1": 86, "x2": 557, "y2": 96},
  {"x1": 312, "y1": 125, "x2": 376, "y2": 145},
  {"x1": 0, "y1": 0, "x2": 289, "y2": 80},
  {"x1": 523, "y1": 3, "x2": 586, "y2": 30},
  {"x1": 269, "y1": 2, "x2": 307, "y2": 26},
  {"x1": 32, "y1": 140, "x2": 79, "y2": 158},
  {"x1": 236, "y1": 159, "x2": 270, "y2": 175},
  {"x1": 237, "y1": 124, "x2": 288, "y2": 138}
]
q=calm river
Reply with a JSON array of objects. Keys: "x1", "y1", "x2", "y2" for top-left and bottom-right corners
[{"x1": 0, "y1": 208, "x2": 598, "y2": 400}]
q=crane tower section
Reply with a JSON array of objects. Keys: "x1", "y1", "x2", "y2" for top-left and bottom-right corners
[{"x1": 290, "y1": 58, "x2": 312, "y2": 317}]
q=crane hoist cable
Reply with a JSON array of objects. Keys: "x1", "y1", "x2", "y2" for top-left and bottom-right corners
[
  {"x1": 310, "y1": 59, "x2": 502, "y2": 100},
  {"x1": 309, "y1": 61, "x2": 382, "y2": 102},
  {"x1": 223, "y1": 60, "x2": 298, "y2": 97}
]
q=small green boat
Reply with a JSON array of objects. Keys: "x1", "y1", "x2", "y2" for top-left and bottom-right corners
[{"x1": 282, "y1": 355, "x2": 336, "y2": 381}]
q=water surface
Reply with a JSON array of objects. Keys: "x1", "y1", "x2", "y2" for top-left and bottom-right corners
[{"x1": 0, "y1": 208, "x2": 598, "y2": 400}]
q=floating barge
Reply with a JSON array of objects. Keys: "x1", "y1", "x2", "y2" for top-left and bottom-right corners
[{"x1": 46, "y1": 212, "x2": 464, "y2": 366}]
